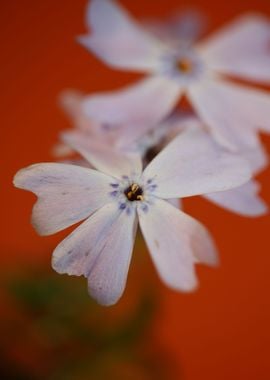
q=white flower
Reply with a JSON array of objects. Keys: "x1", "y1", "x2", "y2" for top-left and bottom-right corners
[
  {"x1": 78, "y1": 0, "x2": 270, "y2": 149},
  {"x1": 14, "y1": 128, "x2": 251, "y2": 305}
]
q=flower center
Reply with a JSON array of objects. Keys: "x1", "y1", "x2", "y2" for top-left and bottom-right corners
[
  {"x1": 124, "y1": 183, "x2": 144, "y2": 202},
  {"x1": 176, "y1": 58, "x2": 193, "y2": 73}
]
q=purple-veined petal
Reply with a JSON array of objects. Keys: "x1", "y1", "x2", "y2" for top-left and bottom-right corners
[
  {"x1": 188, "y1": 76, "x2": 270, "y2": 149},
  {"x1": 78, "y1": 0, "x2": 165, "y2": 72},
  {"x1": 143, "y1": 127, "x2": 251, "y2": 199},
  {"x1": 82, "y1": 76, "x2": 181, "y2": 144},
  {"x1": 203, "y1": 180, "x2": 268, "y2": 217},
  {"x1": 138, "y1": 198, "x2": 218, "y2": 291},
  {"x1": 62, "y1": 131, "x2": 142, "y2": 179},
  {"x1": 52, "y1": 202, "x2": 138, "y2": 306},
  {"x1": 13, "y1": 163, "x2": 113, "y2": 236},
  {"x1": 199, "y1": 14, "x2": 270, "y2": 83}
]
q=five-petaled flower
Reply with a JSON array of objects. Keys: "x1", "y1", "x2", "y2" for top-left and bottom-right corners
[
  {"x1": 79, "y1": 0, "x2": 270, "y2": 151},
  {"x1": 14, "y1": 128, "x2": 251, "y2": 305}
]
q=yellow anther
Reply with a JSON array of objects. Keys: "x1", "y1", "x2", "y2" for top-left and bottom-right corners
[{"x1": 125, "y1": 183, "x2": 144, "y2": 202}]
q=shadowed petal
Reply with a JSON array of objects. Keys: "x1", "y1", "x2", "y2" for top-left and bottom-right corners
[
  {"x1": 52, "y1": 202, "x2": 138, "y2": 306},
  {"x1": 143, "y1": 127, "x2": 251, "y2": 199},
  {"x1": 13, "y1": 163, "x2": 113, "y2": 235},
  {"x1": 62, "y1": 131, "x2": 142, "y2": 179}
]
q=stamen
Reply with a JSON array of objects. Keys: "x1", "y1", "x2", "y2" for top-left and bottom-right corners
[
  {"x1": 177, "y1": 58, "x2": 193, "y2": 73},
  {"x1": 124, "y1": 183, "x2": 144, "y2": 202}
]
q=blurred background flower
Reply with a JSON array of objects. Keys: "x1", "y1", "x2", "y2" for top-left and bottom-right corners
[{"x1": 1, "y1": 0, "x2": 270, "y2": 379}]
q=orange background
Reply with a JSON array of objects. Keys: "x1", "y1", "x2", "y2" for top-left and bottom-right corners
[{"x1": 1, "y1": 0, "x2": 270, "y2": 379}]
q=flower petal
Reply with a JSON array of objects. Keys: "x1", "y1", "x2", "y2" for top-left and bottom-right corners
[
  {"x1": 52, "y1": 202, "x2": 138, "y2": 306},
  {"x1": 62, "y1": 131, "x2": 142, "y2": 179},
  {"x1": 78, "y1": 0, "x2": 165, "y2": 72},
  {"x1": 59, "y1": 90, "x2": 83, "y2": 118},
  {"x1": 138, "y1": 198, "x2": 218, "y2": 291},
  {"x1": 167, "y1": 198, "x2": 182, "y2": 209},
  {"x1": 143, "y1": 10, "x2": 206, "y2": 47},
  {"x1": 188, "y1": 77, "x2": 270, "y2": 149},
  {"x1": 240, "y1": 142, "x2": 268, "y2": 175},
  {"x1": 204, "y1": 180, "x2": 268, "y2": 217},
  {"x1": 82, "y1": 76, "x2": 181, "y2": 145},
  {"x1": 199, "y1": 14, "x2": 270, "y2": 83},
  {"x1": 143, "y1": 127, "x2": 251, "y2": 199},
  {"x1": 13, "y1": 163, "x2": 113, "y2": 235},
  {"x1": 59, "y1": 90, "x2": 101, "y2": 134}
]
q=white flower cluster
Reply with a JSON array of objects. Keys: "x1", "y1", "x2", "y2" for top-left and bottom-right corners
[{"x1": 14, "y1": 0, "x2": 270, "y2": 306}]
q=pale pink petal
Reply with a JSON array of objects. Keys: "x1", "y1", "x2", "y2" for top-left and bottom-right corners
[
  {"x1": 138, "y1": 199, "x2": 218, "y2": 291},
  {"x1": 82, "y1": 77, "x2": 181, "y2": 145},
  {"x1": 52, "y1": 142, "x2": 74, "y2": 158},
  {"x1": 143, "y1": 127, "x2": 251, "y2": 199},
  {"x1": 62, "y1": 131, "x2": 142, "y2": 179},
  {"x1": 59, "y1": 90, "x2": 101, "y2": 134},
  {"x1": 204, "y1": 180, "x2": 268, "y2": 217},
  {"x1": 52, "y1": 202, "x2": 138, "y2": 306},
  {"x1": 199, "y1": 14, "x2": 270, "y2": 83},
  {"x1": 188, "y1": 77, "x2": 270, "y2": 149},
  {"x1": 78, "y1": 0, "x2": 165, "y2": 72},
  {"x1": 59, "y1": 90, "x2": 84, "y2": 118},
  {"x1": 13, "y1": 163, "x2": 113, "y2": 236}
]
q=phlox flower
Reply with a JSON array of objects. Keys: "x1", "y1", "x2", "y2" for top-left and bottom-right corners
[
  {"x1": 78, "y1": 0, "x2": 270, "y2": 150},
  {"x1": 14, "y1": 128, "x2": 251, "y2": 305}
]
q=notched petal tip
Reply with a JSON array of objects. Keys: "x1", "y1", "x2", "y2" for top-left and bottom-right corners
[
  {"x1": 31, "y1": 212, "x2": 51, "y2": 237},
  {"x1": 13, "y1": 165, "x2": 36, "y2": 190}
]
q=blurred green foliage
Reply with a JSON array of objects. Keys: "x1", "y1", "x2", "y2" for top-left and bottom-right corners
[{"x1": 0, "y1": 264, "x2": 178, "y2": 380}]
